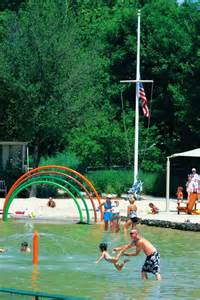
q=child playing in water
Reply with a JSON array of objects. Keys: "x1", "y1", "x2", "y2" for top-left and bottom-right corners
[
  {"x1": 176, "y1": 186, "x2": 183, "y2": 202},
  {"x1": 149, "y1": 203, "x2": 159, "y2": 214},
  {"x1": 111, "y1": 200, "x2": 120, "y2": 232},
  {"x1": 0, "y1": 248, "x2": 6, "y2": 253},
  {"x1": 95, "y1": 242, "x2": 129, "y2": 271},
  {"x1": 20, "y1": 242, "x2": 31, "y2": 253},
  {"x1": 176, "y1": 186, "x2": 184, "y2": 214}
]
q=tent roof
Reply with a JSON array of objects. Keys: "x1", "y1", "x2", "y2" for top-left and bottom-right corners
[{"x1": 169, "y1": 148, "x2": 200, "y2": 159}]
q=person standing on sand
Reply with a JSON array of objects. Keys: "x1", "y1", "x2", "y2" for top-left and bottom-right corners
[
  {"x1": 190, "y1": 168, "x2": 199, "y2": 193},
  {"x1": 191, "y1": 168, "x2": 199, "y2": 181},
  {"x1": 98, "y1": 195, "x2": 113, "y2": 231},
  {"x1": 176, "y1": 186, "x2": 184, "y2": 214},
  {"x1": 111, "y1": 200, "x2": 120, "y2": 232},
  {"x1": 113, "y1": 229, "x2": 161, "y2": 280},
  {"x1": 186, "y1": 175, "x2": 194, "y2": 201},
  {"x1": 124, "y1": 196, "x2": 137, "y2": 232}
]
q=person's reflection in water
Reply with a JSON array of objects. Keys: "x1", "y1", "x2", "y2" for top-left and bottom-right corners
[
  {"x1": 136, "y1": 279, "x2": 161, "y2": 300},
  {"x1": 31, "y1": 265, "x2": 39, "y2": 289}
]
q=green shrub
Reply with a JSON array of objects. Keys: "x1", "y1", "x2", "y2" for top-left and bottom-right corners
[
  {"x1": 139, "y1": 171, "x2": 165, "y2": 196},
  {"x1": 36, "y1": 184, "x2": 58, "y2": 198},
  {"x1": 39, "y1": 151, "x2": 81, "y2": 169},
  {"x1": 86, "y1": 169, "x2": 133, "y2": 196},
  {"x1": 86, "y1": 169, "x2": 166, "y2": 196},
  {"x1": 37, "y1": 151, "x2": 81, "y2": 197}
]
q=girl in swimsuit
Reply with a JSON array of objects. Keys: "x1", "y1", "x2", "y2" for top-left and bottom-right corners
[
  {"x1": 124, "y1": 197, "x2": 137, "y2": 231},
  {"x1": 98, "y1": 196, "x2": 113, "y2": 230},
  {"x1": 95, "y1": 242, "x2": 129, "y2": 271}
]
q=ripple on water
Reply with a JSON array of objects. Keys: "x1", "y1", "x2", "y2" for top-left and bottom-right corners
[{"x1": 0, "y1": 224, "x2": 199, "y2": 300}]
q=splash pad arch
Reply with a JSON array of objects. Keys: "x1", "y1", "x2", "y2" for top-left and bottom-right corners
[{"x1": 3, "y1": 165, "x2": 103, "y2": 223}]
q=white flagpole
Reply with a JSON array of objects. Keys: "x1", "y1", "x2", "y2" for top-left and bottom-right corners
[
  {"x1": 134, "y1": 9, "x2": 141, "y2": 184},
  {"x1": 120, "y1": 10, "x2": 153, "y2": 186}
]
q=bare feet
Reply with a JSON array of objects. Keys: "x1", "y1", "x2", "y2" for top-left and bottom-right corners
[{"x1": 115, "y1": 259, "x2": 129, "y2": 271}]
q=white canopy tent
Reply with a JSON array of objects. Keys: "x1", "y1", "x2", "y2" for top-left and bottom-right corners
[{"x1": 166, "y1": 148, "x2": 200, "y2": 211}]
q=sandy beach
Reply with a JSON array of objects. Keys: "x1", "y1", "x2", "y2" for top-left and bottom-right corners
[{"x1": 1, "y1": 195, "x2": 200, "y2": 224}]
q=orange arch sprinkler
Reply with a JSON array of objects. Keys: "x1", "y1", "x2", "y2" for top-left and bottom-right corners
[{"x1": 3, "y1": 165, "x2": 103, "y2": 222}]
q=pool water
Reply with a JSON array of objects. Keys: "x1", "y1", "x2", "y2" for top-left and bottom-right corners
[{"x1": 0, "y1": 221, "x2": 200, "y2": 300}]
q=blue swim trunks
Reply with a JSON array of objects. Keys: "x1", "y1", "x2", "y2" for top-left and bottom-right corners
[
  {"x1": 142, "y1": 251, "x2": 160, "y2": 274},
  {"x1": 104, "y1": 211, "x2": 112, "y2": 221}
]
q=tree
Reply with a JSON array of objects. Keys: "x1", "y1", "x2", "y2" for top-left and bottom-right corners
[
  {"x1": 0, "y1": 0, "x2": 25, "y2": 12},
  {"x1": 0, "y1": 0, "x2": 104, "y2": 165},
  {"x1": 67, "y1": 106, "x2": 134, "y2": 168}
]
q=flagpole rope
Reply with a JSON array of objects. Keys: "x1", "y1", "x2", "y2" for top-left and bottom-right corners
[
  {"x1": 120, "y1": 82, "x2": 154, "y2": 177},
  {"x1": 140, "y1": 81, "x2": 154, "y2": 170}
]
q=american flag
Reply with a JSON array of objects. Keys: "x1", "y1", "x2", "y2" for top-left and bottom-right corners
[{"x1": 139, "y1": 82, "x2": 150, "y2": 118}]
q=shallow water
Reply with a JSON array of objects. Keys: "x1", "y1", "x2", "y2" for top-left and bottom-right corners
[{"x1": 0, "y1": 221, "x2": 199, "y2": 299}]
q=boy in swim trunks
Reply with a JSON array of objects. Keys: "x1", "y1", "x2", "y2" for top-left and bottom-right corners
[
  {"x1": 95, "y1": 242, "x2": 129, "y2": 271},
  {"x1": 20, "y1": 242, "x2": 31, "y2": 253},
  {"x1": 113, "y1": 229, "x2": 161, "y2": 280}
]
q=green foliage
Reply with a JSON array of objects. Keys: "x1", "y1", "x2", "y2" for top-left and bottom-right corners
[
  {"x1": 0, "y1": 0, "x2": 199, "y2": 196},
  {"x1": 0, "y1": 0, "x2": 105, "y2": 164},
  {"x1": 139, "y1": 124, "x2": 164, "y2": 172},
  {"x1": 38, "y1": 151, "x2": 81, "y2": 198},
  {"x1": 39, "y1": 151, "x2": 81, "y2": 170},
  {"x1": 36, "y1": 184, "x2": 57, "y2": 198},
  {"x1": 87, "y1": 169, "x2": 166, "y2": 196},
  {"x1": 0, "y1": 10, "x2": 13, "y2": 40},
  {"x1": 75, "y1": 0, "x2": 200, "y2": 158},
  {"x1": 139, "y1": 170, "x2": 165, "y2": 196},
  {"x1": 86, "y1": 169, "x2": 134, "y2": 195},
  {"x1": 0, "y1": 0, "x2": 25, "y2": 12},
  {"x1": 66, "y1": 108, "x2": 134, "y2": 168}
]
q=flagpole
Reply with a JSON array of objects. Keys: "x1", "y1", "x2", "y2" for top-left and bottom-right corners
[
  {"x1": 134, "y1": 9, "x2": 141, "y2": 184},
  {"x1": 120, "y1": 10, "x2": 153, "y2": 186}
]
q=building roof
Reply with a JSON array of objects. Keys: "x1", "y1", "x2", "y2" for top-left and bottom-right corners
[
  {"x1": 0, "y1": 141, "x2": 28, "y2": 145},
  {"x1": 168, "y1": 148, "x2": 200, "y2": 159}
]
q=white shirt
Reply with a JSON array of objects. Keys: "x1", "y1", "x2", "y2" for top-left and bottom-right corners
[
  {"x1": 191, "y1": 172, "x2": 199, "y2": 181},
  {"x1": 111, "y1": 204, "x2": 120, "y2": 215}
]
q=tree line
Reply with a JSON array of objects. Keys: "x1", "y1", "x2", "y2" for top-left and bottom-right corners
[{"x1": 0, "y1": 0, "x2": 199, "y2": 175}]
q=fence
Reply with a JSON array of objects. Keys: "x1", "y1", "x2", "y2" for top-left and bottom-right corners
[{"x1": 0, "y1": 288, "x2": 85, "y2": 300}]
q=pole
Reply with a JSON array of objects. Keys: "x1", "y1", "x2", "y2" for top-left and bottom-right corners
[
  {"x1": 120, "y1": 10, "x2": 153, "y2": 187},
  {"x1": 27, "y1": 145, "x2": 30, "y2": 172},
  {"x1": 33, "y1": 231, "x2": 38, "y2": 265},
  {"x1": 166, "y1": 157, "x2": 170, "y2": 212},
  {"x1": 134, "y1": 9, "x2": 141, "y2": 184}
]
